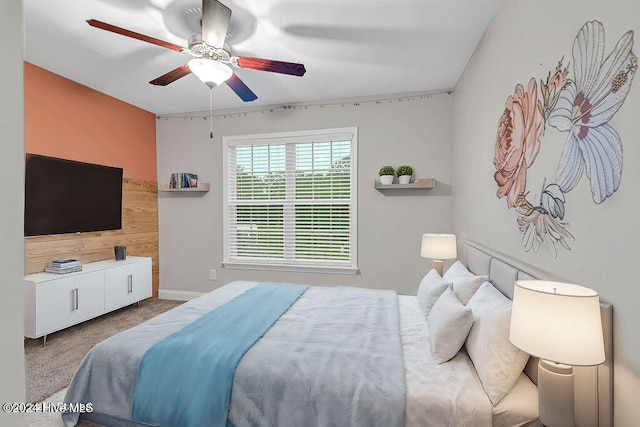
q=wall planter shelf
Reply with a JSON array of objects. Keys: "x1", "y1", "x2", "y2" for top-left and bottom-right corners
[
  {"x1": 374, "y1": 178, "x2": 435, "y2": 190},
  {"x1": 160, "y1": 183, "x2": 210, "y2": 193}
]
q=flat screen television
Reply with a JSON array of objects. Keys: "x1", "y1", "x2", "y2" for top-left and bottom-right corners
[{"x1": 24, "y1": 154, "x2": 123, "y2": 237}]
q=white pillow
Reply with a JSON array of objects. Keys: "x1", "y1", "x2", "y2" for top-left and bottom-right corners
[
  {"x1": 417, "y1": 269, "x2": 452, "y2": 318},
  {"x1": 442, "y1": 260, "x2": 473, "y2": 279},
  {"x1": 443, "y1": 261, "x2": 488, "y2": 305},
  {"x1": 465, "y1": 282, "x2": 529, "y2": 406},
  {"x1": 427, "y1": 288, "x2": 474, "y2": 364}
]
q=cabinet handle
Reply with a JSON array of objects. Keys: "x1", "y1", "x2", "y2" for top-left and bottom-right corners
[
  {"x1": 71, "y1": 288, "x2": 79, "y2": 311},
  {"x1": 128, "y1": 275, "x2": 133, "y2": 293}
]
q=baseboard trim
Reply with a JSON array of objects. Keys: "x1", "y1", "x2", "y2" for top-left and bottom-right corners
[{"x1": 158, "y1": 289, "x2": 205, "y2": 301}]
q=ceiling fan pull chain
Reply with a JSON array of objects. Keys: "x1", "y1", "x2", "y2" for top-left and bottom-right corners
[{"x1": 209, "y1": 87, "x2": 214, "y2": 139}]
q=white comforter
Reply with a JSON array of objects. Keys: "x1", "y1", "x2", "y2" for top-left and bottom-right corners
[
  {"x1": 399, "y1": 295, "x2": 493, "y2": 426},
  {"x1": 65, "y1": 282, "x2": 495, "y2": 426}
]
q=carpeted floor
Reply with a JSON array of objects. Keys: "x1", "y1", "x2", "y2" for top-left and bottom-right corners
[
  {"x1": 24, "y1": 298, "x2": 183, "y2": 404},
  {"x1": 24, "y1": 388, "x2": 76, "y2": 427}
]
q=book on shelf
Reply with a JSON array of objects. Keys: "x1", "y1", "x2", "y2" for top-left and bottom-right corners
[
  {"x1": 45, "y1": 265, "x2": 83, "y2": 274},
  {"x1": 169, "y1": 172, "x2": 199, "y2": 189},
  {"x1": 48, "y1": 260, "x2": 80, "y2": 267},
  {"x1": 185, "y1": 173, "x2": 198, "y2": 188},
  {"x1": 51, "y1": 258, "x2": 79, "y2": 266},
  {"x1": 169, "y1": 172, "x2": 178, "y2": 189}
]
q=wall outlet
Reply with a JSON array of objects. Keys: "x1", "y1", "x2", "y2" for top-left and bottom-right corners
[{"x1": 209, "y1": 269, "x2": 217, "y2": 281}]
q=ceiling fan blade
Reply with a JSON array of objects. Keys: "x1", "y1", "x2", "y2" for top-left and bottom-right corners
[
  {"x1": 234, "y1": 57, "x2": 306, "y2": 77},
  {"x1": 149, "y1": 66, "x2": 192, "y2": 86},
  {"x1": 87, "y1": 19, "x2": 185, "y2": 52},
  {"x1": 202, "y1": 0, "x2": 231, "y2": 49},
  {"x1": 226, "y1": 74, "x2": 257, "y2": 102}
]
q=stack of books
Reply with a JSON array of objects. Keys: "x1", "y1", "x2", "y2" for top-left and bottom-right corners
[
  {"x1": 169, "y1": 172, "x2": 199, "y2": 189},
  {"x1": 45, "y1": 259, "x2": 82, "y2": 274}
]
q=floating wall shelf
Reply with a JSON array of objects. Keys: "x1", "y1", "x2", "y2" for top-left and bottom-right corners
[
  {"x1": 160, "y1": 183, "x2": 210, "y2": 193},
  {"x1": 374, "y1": 178, "x2": 435, "y2": 190}
]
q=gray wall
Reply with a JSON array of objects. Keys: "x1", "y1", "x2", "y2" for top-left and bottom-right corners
[
  {"x1": 452, "y1": 0, "x2": 640, "y2": 424},
  {"x1": 0, "y1": 0, "x2": 26, "y2": 425},
  {"x1": 157, "y1": 92, "x2": 454, "y2": 296}
]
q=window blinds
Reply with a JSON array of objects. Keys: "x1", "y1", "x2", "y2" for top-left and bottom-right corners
[{"x1": 225, "y1": 128, "x2": 357, "y2": 271}]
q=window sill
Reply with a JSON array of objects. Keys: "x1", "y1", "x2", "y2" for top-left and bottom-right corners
[{"x1": 222, "y1": 262, "x2": 359, "y2": 275}]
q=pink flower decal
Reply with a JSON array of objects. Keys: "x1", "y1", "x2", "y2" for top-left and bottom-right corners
[
  {"x1": 493, "y1": 79, "x2": 544, "y2": 208},
  {"x1": 493, "y1": 21, "x2": 635, "y2": 257}
]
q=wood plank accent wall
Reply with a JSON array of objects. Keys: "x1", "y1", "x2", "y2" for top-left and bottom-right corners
[{"x1": 25, "y1": 178, "x2": 159, "y2": 298}]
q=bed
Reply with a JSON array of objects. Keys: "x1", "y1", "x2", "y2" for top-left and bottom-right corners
[
  {"x1": 61, "y1": 241, "x2": 611, "y2": 427},
  {"x1": 463, "y1": 241, "x2": 613, "y2": 427}
]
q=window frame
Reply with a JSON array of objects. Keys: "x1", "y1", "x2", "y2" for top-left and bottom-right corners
[{"x1": 222, "y1": 127, "x2": 358, "y2": 274}]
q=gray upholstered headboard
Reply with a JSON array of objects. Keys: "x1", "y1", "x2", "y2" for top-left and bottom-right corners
[{"x1": 463, "y1": 241, "x2": 613, "y2": 427}]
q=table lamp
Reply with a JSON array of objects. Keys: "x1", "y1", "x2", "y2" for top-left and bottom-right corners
[
  {"x1": 420, "y1": 233, "x2": 457, "y2": 276},
  {"x1": 510, "y1": 280, "x2": 604, "y2": 427}
]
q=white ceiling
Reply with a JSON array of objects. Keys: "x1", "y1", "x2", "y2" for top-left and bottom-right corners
[{"x1": 24, "y1": 0, "x2": 502, "y2": 115}]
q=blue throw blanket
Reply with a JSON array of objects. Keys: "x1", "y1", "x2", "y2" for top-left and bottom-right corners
[{"x1": 131, "y1": 282, "x2": 309, "y2": 427}]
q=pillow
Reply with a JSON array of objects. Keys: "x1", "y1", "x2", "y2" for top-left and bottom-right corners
[
  {"x1": 443, "y1": 261, "x2": 488, "y2": 305},
  {"x1": 442, "y1": 260, "x2": 473, "y2": 279},
  {"x1": 427, "y1": 288, "x2": 474, "y2": 364},
  {"x1": 417, "y1": 269, "x2": 452, "y2": 318},
  {"x1": 465, "y1": 282, "x2": 529, "y2": 406}
]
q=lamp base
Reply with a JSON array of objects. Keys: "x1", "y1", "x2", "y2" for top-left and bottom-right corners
[
  {"x1": 538, "y1": 359, "x2": 574, "y2": 427},
  {"x1": 432, "y1": 259, "x2": 444, "y2": 277}
]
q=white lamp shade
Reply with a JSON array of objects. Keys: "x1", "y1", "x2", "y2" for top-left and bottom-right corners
[
  {"x1": 188, "y1": 58, "x2": 233, "y2": 87},
  {"x1": 420, "y1": 234, "x2": 457, "y2": 260},
  {"x1": 510, "y1": 280, "x2": 604, "y2": 366}
]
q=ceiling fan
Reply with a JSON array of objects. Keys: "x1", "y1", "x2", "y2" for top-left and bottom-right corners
[{"x1": 87, "y1": 0, "x2": 306, "y2": 102}]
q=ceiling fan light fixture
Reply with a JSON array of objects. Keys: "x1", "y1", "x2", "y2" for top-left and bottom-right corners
[{"x1": 188, "y1": 58, "x2": 233, "y2": 88}]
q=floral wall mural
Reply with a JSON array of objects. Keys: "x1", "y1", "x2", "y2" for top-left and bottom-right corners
[{"x1": 493, "y1": 20, "x2": 637, "y2": 257}]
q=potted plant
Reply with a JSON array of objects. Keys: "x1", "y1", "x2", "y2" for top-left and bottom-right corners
[
  {"x1": 397, "y1": 165, "x2": 413, "y2": 184},
  {"x1": 378, "y1": 166, "x2": 395, "y2": 185}
]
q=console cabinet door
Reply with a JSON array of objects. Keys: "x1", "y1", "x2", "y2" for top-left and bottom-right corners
[
  {"x1": 129, "y1": 259, "x2": 152, "y2": 302},
  {"x1": 73, "y1": 270, "x2": 105, "y2": 323},
  {"x1": 35, "y1": 276, "x2": 75, "y2": 337},
  {"x1": 104, "y1": 264, "x2": 134, "y2": 312},
  {"x1": 104, "y1": 260, "x2": 152, "y2": 312}
]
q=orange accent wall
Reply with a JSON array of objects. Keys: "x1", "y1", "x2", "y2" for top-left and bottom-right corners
[{"x1": 24, "y1": 62, "x2": 156, "y2": 181}]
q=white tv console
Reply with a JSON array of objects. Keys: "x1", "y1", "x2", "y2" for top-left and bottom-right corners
[{"x1": 24, "y1": 256, "x2": 152, "y2": 345}]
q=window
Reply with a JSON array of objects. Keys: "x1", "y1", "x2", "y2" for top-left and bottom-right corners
[{"x1": 223, "y1": 127, "x2": 358, "y2": 273}]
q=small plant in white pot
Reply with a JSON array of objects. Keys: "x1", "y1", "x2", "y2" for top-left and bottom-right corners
[
  {"x1": 378, "y1": 166, "x2": 395, "y2": 185},
  {"x1": 397, "y1": 165, "x2": 413, "y2": 184}
]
